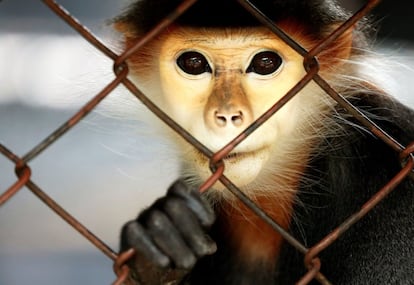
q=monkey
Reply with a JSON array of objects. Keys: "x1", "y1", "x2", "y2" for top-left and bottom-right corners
[{"x1": 114, "y1": 0, "x2": 414, "y2": 284}]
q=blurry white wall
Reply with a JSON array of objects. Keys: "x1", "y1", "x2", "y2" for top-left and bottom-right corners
[
  {"x1": 0, "y1": 1, "x2": 413, "y2": 285},
  {"x1": 0, "y1": 1, "x2": 179, "y2": 284}
]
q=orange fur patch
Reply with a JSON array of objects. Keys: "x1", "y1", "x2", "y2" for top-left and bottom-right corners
[
  {"x1": 115, "y1": 18, "x2": 354, "y2": 265},
  {"x1": 276, "y1": 19, "x2": 354, "y2": 72},
  {"x1": 218, "y1": 192, "x2": 295, "y2": 265}
]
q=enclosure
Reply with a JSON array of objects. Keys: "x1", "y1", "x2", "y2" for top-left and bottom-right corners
[{"x1": 1, "y1": 0, "x2": 414, "y2": 284}]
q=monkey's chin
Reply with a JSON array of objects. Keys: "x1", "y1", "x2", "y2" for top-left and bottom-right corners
[{"x1": 190, "y1": 146, "x2": 270, "y2": 192}]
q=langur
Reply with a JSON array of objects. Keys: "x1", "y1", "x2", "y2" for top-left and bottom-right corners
[{"x1": 114, "y1": 0, "x2": 414, "y2": 284}]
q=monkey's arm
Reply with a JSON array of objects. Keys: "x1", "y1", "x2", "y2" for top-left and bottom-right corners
[{"x1": 120, "y1": 180, "x2": 216, "y2": 284}]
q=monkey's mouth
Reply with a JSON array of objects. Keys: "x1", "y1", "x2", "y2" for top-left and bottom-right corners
[
  {"x1": 224, "y1": 152, "x2": 239, "y2": 160},
  {"x1": 195, "y1": 151, "x2": 244, "y2": 165},
  {"x1": 189, "y1": 146, "x2": 270, "y2": 190},
  {"x1": 192, "y1": 145, "x2": 270, "y2": 169},
  {"x1": 221, "y1": 146, "x2": 269, "y2": 163}
]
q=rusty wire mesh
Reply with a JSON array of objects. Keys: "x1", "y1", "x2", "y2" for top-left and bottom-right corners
[{"x1": 1, "y1": 0, "x2": 414, "y2": 284}]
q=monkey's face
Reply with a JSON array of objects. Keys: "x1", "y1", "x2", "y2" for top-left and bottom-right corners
[{"x1": 129, "y1": 26, "x2": 322, "y2": 192}]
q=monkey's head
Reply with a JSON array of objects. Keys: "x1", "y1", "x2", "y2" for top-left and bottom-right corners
[{"x1": 115, "y1": 0, "x2": 364, "y2": 198}]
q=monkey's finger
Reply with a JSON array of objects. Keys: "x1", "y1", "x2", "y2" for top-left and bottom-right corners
[
  {"x1": 168, "y1": 180, "x2": 215, "y2": 228},
  {"x1": 145, "y1": 209, "x2": 197, "y2": 269},
  {"x1": 121, "y1": 220, "x2": 170, "y2": 268},
  {"x1": 163, "y1": 197, "x2": 217, "y2": 257}
]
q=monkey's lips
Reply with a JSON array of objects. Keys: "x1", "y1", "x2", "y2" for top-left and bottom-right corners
[
  {"x1": 191, "y1": 146, "x2": 270, "y2": 188},
  {"x1": 222, "y1": 146, "x2": 269, "y2": 163},
  {"x1": 222, "y1": 151, "x2": 254, "y2": 163},
  {"x1": 223, "y1": 152, "x2": 239, "y2": 160}
]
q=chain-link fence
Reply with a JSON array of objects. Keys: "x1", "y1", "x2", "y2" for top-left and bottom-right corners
[{"x1": 1, "y1": 1, "x2": 414, "y2": 284}]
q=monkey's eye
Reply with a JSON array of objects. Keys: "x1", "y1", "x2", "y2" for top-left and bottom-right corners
[
  {"x1": 246, "y1": 51, "x2": 283, "y2": 75},
  {"x1": 177, "y1": 51, "x2": 212, "y2": 75}
]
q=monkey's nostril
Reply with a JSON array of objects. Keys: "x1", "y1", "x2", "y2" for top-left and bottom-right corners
[
  {"x1": 215, "y1": 113, "x2": 227, "y2": 127},
  {"x1": 214, "y1": 110, "x2": 244, "y2": 127},
  {"x1": 231, "y1": 111, "x2": 243, "y2": 126}
]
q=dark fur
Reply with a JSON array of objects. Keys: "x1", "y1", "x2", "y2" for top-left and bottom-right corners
[
  {"x1": 117, "y1": 0, "x2": 348, "y2": 35},
  {"x1": 118, "y1": 1, "x2": 414, "y2": 284},
  {"x1": 121, "y1": 95, "x2": 414, "y2": 284},
  {"x1": 183, "y1": 95, "x2": 414, "y2": 284}
]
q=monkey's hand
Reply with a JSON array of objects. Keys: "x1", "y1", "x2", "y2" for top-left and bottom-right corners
[{"x1": 120, "y1": 180, "x2": 217, "y2": 284}]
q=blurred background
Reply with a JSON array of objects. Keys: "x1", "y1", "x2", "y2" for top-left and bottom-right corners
[{"x1": 0, "y1": 1, "x2": 413, "y2": 284}]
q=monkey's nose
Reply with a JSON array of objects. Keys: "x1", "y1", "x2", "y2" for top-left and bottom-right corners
[{"x1": 214, "y1": 110, "x2": 244, "y2": 127}]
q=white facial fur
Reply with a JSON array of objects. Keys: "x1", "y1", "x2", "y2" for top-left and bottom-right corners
[{"x1": 129, "y1": 26, "x2": 332, "y2": 196}]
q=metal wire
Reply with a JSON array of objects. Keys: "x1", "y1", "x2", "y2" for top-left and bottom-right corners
[{"x1": 0, "y1": 0, "x2": 413, "y2": 284}]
